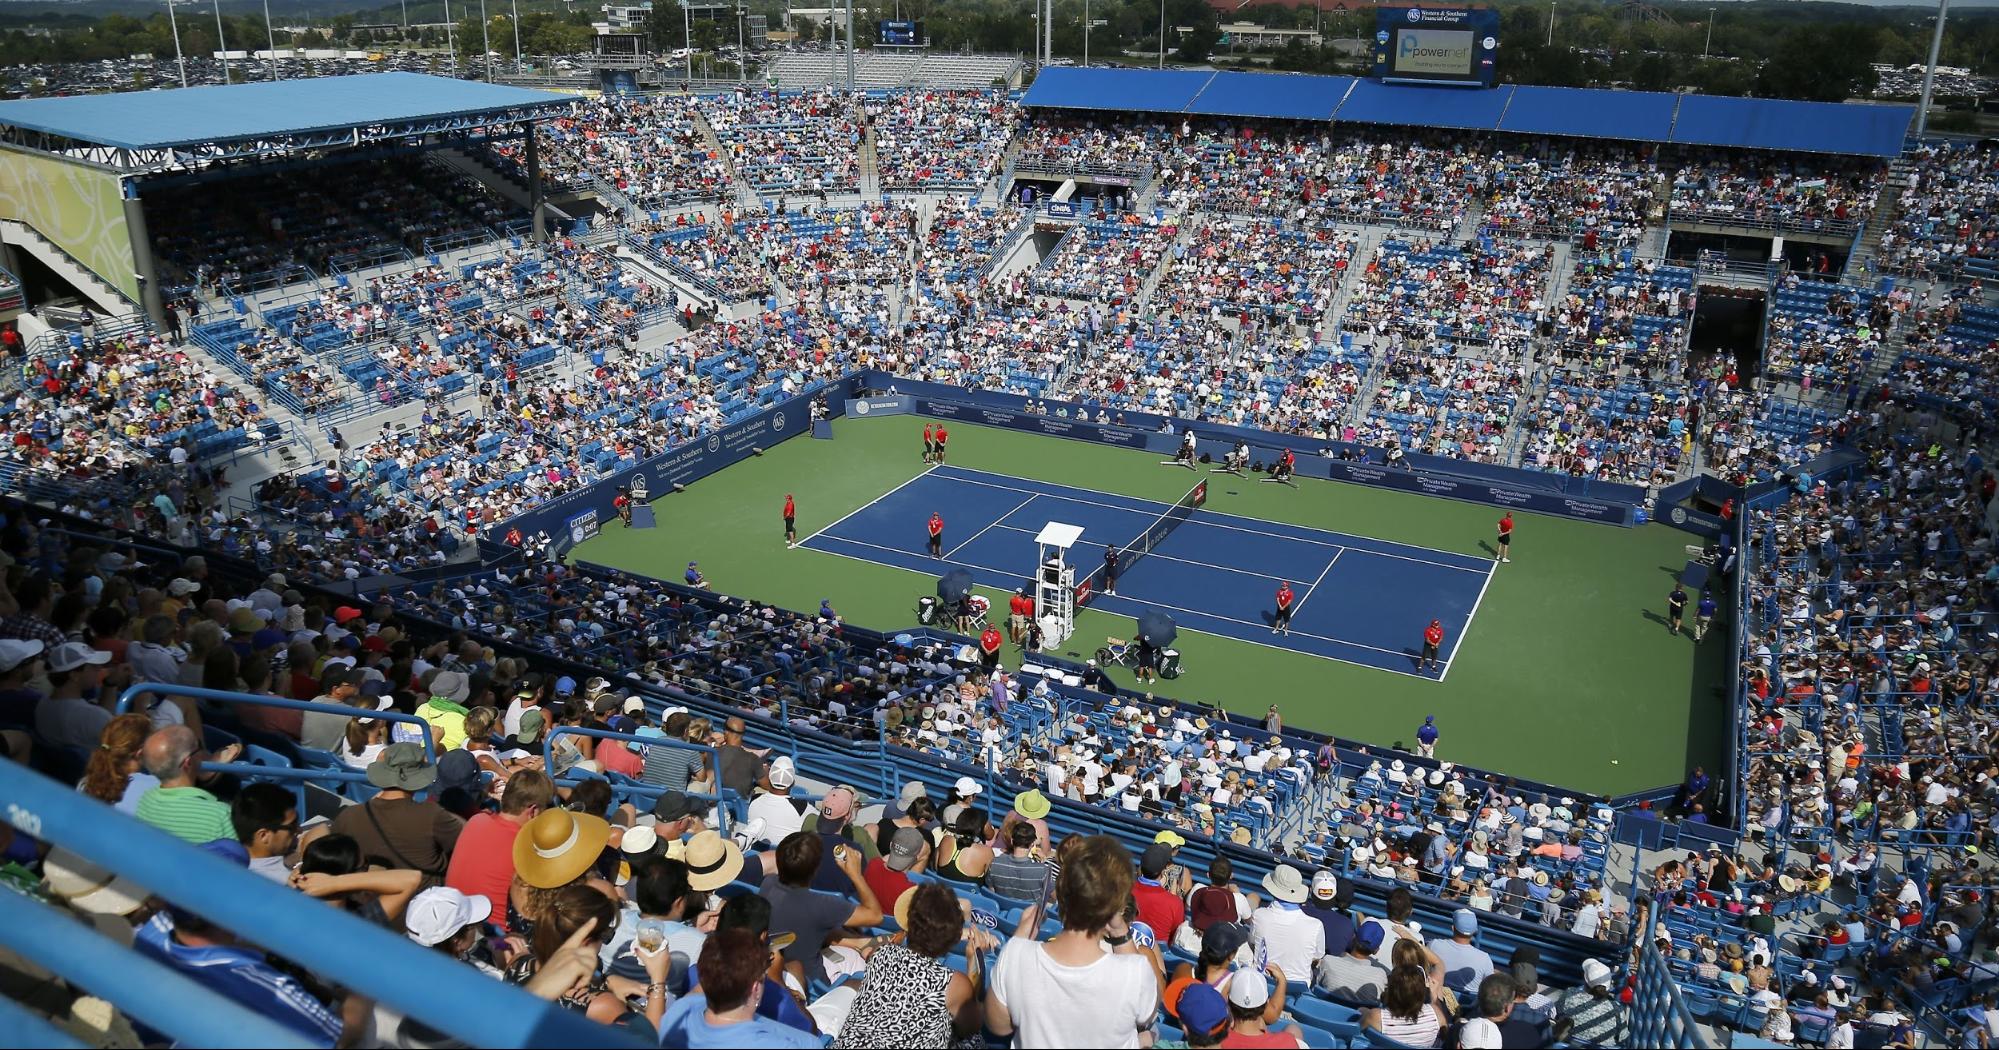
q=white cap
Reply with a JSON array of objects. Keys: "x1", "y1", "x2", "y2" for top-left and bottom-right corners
[
  {"x1": 954, "y1": 775, "x2": 983, "y2": 797},
  {"x1": 1311, "y1": 870, "x2": 1338, "y2": 899},
  {"x1": 768, "y1": 756, "x2": 796, "y2": 789},
  {"x1": 1581, "y1": 958, "x2": 1614, "y2": 989},
  {"x1": 1227, "y1": 969, "x2": 1270, "y2": 1010},
  {"x1": 403, "y1": 887, "x2": 493, "y2": 946},
  {"x1": 623, "y1": 697, "x2": 647, "y2": 715},
  {"x1": 47, "y1": 642, "x2": 111, "y2": 673}
]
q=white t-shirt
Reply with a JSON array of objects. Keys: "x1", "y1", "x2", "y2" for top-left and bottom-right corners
[
  {"x1": 990, "y1": 938, "x2": 1156, "y2": 1049},
  {"x1": 1462, "y1": 1016, "x2": 1504, "y2": 1049},
  {"x1": 1249, "y1": 904, "x2": 1325, "y2": 984}
]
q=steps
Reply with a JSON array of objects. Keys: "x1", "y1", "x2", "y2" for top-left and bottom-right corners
[
  {"x1": 860, "y1": 124, "x2": 882, "y2": 198},
  {"x1": 0, "y1": 219, "x2": 142, "y2": 317},
  {"x1": 692, "y1": 113, "x2": 758, "y2": 208}
]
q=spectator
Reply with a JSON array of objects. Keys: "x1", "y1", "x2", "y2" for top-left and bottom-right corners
[
  {"x1": 762, "y1": 830, "x2": 883, "y2": 987},
  {"x1": 746, "y1": 756, "x2": 808, "y2": 846},
  {"x1": 863, "y1": 825, "x2": 928, "y2": 916},
  {"x1": 289, "y1": 833, "x2": 425, "y2": 927},
  {"x1": 34, "y1": 641, "x2": 117, "y2": 750},
  {"x1": 1462, "y1": 973, "x2": 1514, "y2": 1049},
  {"x1": 231, "y1": 782, "x2": 298, "y2": 883},
  {"x1": 133, "y1": 906, "x2": 345, "y2": 1046},
  {"x1": 1553, "y1": 958, "x2": 1628, "y2": 1046},
  {"x1": 1133, "y1": 841, "x2": 1188, "y2": 944},
  {"x1": 1249, "y1": 864, "x2": 1324, "y2": 985},
  {"x1": 402, "y1": 885, "x2": 500, "y2": 976},
  {"x1": 329, "y1": 742, "x2": 464, "y2": 878},
  {"x1": 713, "y1": 715, "x2": 766, "y2": 799},
  {"x1": 134, "y1": 725, "x2": 239, "y2": 845},
  {"x1": 1427, "y1": 908, "x2": 1495, "y2": 991},
  {"x1": 982, "y1": 821, "x2": 1050, "y2": 903},
  {"x1": 1220, "y1": 966, "x2": 1302, "y2": 1048},
  {"x1": 603, "y1": 855, "x2": 708, "y2": 987},
  {"x1": 1314, "y1": 919, "x2": 1390, "y2": 1015},
  {"x1": 659, "y1": 927, "x2": 821, "y2": 1048},
  {"x1": 1301, "y1": 869, "x2": 1355, "y2": 957},
  {"x1": 446, "y1": 768, "x2": 554, "y2": 927},
  {"x1": 503, "y1": 883, "x2": 641, "y2": 1027},
  {"x1": 79, "y1": 711, "x2": 157, "y2": 813},
  {"x1": 1377, "y1": 962, "x2": 1447, "y2": 1048},
  {"x1": 988, "y1": 834, "x2": 1163, "y2": 1048},
  {"x1": 835, "y1": 882, "x2": 987, "y2": 1047}
]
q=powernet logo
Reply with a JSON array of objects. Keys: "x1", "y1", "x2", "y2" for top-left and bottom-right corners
[{"x1": 1396, "y1": 28, "x2": 1472, "y2": 76}]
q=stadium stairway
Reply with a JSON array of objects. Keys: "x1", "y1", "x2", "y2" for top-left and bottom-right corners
[
  {"x1": 429, "y1": 147, "x2": 541, "y2": 214},
  {"x1": 860, "y1": 124, "x2": 882, "y2": 199},
  {"x1": 1130, "y1": 207, "x2": 1195, "y2": 314},
  {"x1": 0, "y1": 219, "x2": 142, "y2": 319},
  {"x1": 690, "y1": 113, "x2": 759, "y2": 209}
]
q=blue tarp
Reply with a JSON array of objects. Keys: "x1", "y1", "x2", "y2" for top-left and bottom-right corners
[
  {"x1": 1669, "y1": 95, "x2": 1914, "y2": 158},
  {"x1": 1333, "y1": 79, "x2": 1515, "y2": 131},
  {"x1": 1018, "y1": 67, "x2": 1217, "y2": 113},
  {"x1": 0, "y1": 72, "x2": 572, "y2": 150},
  {"x1": 1184, "y1": 72, "x2": 1354, "y2": 120},
  {"x1": 1498, "y1": 86, "x2": 1679, "y2": 143},
  {"x1": 1016, "y1": 67, "x2": 1914, "y2": 158}
]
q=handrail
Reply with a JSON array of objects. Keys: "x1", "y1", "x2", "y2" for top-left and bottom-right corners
[
  {"x1": 543, "y1": 725, "x2": 733, "y2": 833},
  {"x1": 0, "y1": 761, "x2": 642, "y2": 1049},
  {"x1": 0, "y1": 992, "x2": 88, "y2": 1049},
  {"x1": 114, "y1": 683, "x2": 437, "y2": 760}
]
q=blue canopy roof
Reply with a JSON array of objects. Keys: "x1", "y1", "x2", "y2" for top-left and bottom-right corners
[
  {"x1": 1185, "y1": 72, "x2": 1354, "y2": 120},
  {"x1": 1333, "y1": 80, "x2": 1515, "y2": 131},
  {"x1": 1019, "y1": 67, "x2": 1217, "y2": 114},
  {"x1": 1498, "y1": 86, "x2": 1679, "y2": 143},
  {"x1": 0, "y1": 72, "x2": 572, "y2": 150},
  {"x1": 1017, "y1": 67, "x2": 1913, "y2": 158},
  {"x1": 1669, "y1": 95, "x2": 1914, "y2": 158}
]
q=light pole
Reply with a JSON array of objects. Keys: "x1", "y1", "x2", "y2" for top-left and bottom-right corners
[
  {"x1": 212, "y1": 0, "x2": 231, "y2": 82},
  {"x1": 443, "y1": 0, "x2": 456, "y2": 74},
  {"x1": 1083, "y1": 0, "x2": 1089, "y2": 66},
  {"x1": 478, "y1": 0, "x2": 493, "y2": 80},
  {"x1": 1158, "y1": 0, "x2": 1165, "y2": 68},
  {"x1": 1702, "y1": 6, "x2": 1714, "y2": 59},
  {"x1": 262, "y1": 0, "x2": 277, "y2": 79},
  {"x1": 1917, "y1": 0, "x2": 1952, "y2": 138},
  {"x1": 511, "y1": 0, "x2": 522, "y2": 72},
  {"x1": 1546, "y1": 0, "x2": 1555, "y2": 47},
  {"x1": 165, "y1": 0, "x2": 189, "y2": 87}
]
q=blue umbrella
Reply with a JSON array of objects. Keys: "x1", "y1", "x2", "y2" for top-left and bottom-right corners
[
  {"x1": 1136, "y1": 611, "x2": 1177, "y2": 648},
  {"x1": 893, "y1": 633, "x2": 914, "y2": 648},
  {"x1": 936, "y1": 569, "x2": 975, "y2": 604}
]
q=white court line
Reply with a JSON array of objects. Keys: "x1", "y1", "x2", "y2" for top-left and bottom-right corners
[
  {"x1": 1438, "y1": 557, "x2": 1499, "y2": 683},
  {"x1": 1284, "y1": 548, "x2": 1345, "y2": 620},
  {"x1": 798, "y1": 464, "x2": 936, "y2": 548},
  {"x1": 932, "y1": 464, "x2": 1487, "y2": 575},
  {"x1": 807, "y1": 532, "x2": 1432, "y2": 674},
  {"x1": 942, "y1": 495, "x2": 1040, "y2": 560}
]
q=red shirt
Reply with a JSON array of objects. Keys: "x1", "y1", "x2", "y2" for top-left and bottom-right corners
[
  {"x1": 928, "y1": 515, "x2": 944, "y2": 537},
  {"x1": 1009, "y1": 594, "x2": 1027, "y2": 616},
  {"x1": 980, "y1": 628, "x2": 1003, "y2": 654},
  {"x1": 923, "y1": 424, "x2": 935, "y2": 444},
  {"x1": 445, "y1": 811, "x2": 531, "y2": 930},
  {"x1": 1280, "y1": 450, "x2": 1294, "y2": 467},
  {"x1": 598, "y1": 739, "x2": 644, "y2": 778},
  {"x1": 935, "y1": 427, "x2": 948, "y2": 446},
  {"x1": 1132, "y1": 878, "x2": 1187, "y2": 942},
  {"x1": 1425, "y1": 623, "x2": 1444, "y2": 647},
  {"x1": 1275, "y1": 587, "x2": 1294, "y2": 609},
  {"x1": 783, "y1": 496, "x2": 795, "y2": 518},
  {"x1": 864, "y1": 857, "x2": 916, "y2": 916},
  {"x1": 1498, "y1": 514, "x2": 1514, "y2": 536}
]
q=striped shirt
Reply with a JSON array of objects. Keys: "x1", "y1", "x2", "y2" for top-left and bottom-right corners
[
  {"x1": 642, "y1": 741, "x2": 699, "y2": 790},
  {"x1": 983, "y1": 853, "x2": 1052, "y2": 903},
  {"x1": 136, "y1": 786, "x2": 237, "y2": 845}
]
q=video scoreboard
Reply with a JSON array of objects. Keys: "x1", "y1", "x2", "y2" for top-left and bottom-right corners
[{"x1": 1372, "y1": 7, "x2": 1499, "y2": 88}]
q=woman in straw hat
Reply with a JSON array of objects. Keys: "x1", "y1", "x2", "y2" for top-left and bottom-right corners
[{"x1": 507, "y1": 808, "x2": 615, "y2": 944}]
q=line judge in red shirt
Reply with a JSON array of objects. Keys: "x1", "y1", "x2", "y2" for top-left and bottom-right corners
[
  {"x1": 934, "y1": 424, "x2": 950, "y2": 464},
  {"x1": 927, "y1": 511, "x2": 944, "y2": 558},
  {"x1": 1420, "y1": 618, "x2": 1445, "y2": 674},
  {"x1": 979, "y1": 623, "x2": 1004, "y2": 672},
  {"x1": 1008, "y1": 587, "x2": 1033, "y2": 645},
  {"x1": 783, "y1": 493, "x2": 797, "y2": 547},
  {"x1": 1272, "y1": 581, "x2": 1296, "y2": 636},
  {"x1": 922, "y1": 422, "x2": 936, "y2": 463},
  {"x1": 1496, "y1": 512, "x2": 1514, "y2": 563}
]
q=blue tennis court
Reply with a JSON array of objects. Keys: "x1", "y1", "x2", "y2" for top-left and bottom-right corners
[{"x1": 800, "y1": 464, "x2": 1496, "y2": 678}]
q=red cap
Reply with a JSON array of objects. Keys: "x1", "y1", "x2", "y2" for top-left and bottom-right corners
[{"x1": 333, "y1": 606, "x2": 364, "y2": 624}]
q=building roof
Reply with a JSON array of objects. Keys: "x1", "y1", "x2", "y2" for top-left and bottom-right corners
[
  {"x1": 1020, "y1": 67, "x2": 1915, "y2": 158},
  {"x1": 0, "y1": 72, "x2": 572, "y2": 151}
]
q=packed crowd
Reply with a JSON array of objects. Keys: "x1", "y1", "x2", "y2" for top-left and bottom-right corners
[
  {"x1": 699, "y1": 88, "x2": 862, "y2": 194},
  {"x1": 519, "y1": 93, "x2": 737, "y2": 207},
  {"x1": 1149, "y1": 217, "x2": 1355, "y2": 327},
  {"x1": 862, "y1": 90, "x2": 1017, "y2": 191},
  {"x1": 1877, "y1": 141, "x2": 1999, "y2": 279},
  {"x1": 1667, "y1": 154, "x2": 1883, "y2": 232},
  {"x1": 1023, "y1": 214, "x2": 1181, "y2": 304}
]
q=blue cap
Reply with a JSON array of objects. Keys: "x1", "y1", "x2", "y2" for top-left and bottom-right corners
[
  {"x1": 1454, "y1": 908, "x2": 1479, "y2": 936},
  {"x1": 555, "y1": 676, "x2": 576, "y2": 695},
  {"x1": 1354, "y1": 919, "x2": 1386, "y2": 952},
  {"x1": 1174, "y1": 982, "x2": 1230, "y2": 1039},
  {"x1": 1425, "y1": 715, "x2": 1434, "y2": 723}
]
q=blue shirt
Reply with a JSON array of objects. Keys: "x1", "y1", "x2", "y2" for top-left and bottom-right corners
[
  {"x1": 657, "y1": 993, "x2": 820, "y2": 1049},
  {"x1": 685, "y1": 568, "x2": 702, "y2": 586},
  {"x1": 1417, "y1": 723, "x2": 1439, "y2": 745},
  {"x1": 133, "y1": 914, "x2": 342, "y2": 1047}
]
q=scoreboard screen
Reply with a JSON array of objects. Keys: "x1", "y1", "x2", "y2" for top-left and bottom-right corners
[
  {"x1": 879, "y1": 20, "x2": 918, "y2": 45},
  {"x1": 1372, "y1": 7, "x2": 1498, "y2": 87}
]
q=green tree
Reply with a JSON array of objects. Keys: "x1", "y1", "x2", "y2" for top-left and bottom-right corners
[{"x1": 1755, "y1": 24, "x2": 1880, "y2": 101}]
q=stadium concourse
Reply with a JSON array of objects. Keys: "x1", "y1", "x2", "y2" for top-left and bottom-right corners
[{"x1": 0, "y1": 63, "x2": 1989, "y2": 1050}]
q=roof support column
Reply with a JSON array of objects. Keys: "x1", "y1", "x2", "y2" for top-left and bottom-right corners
[
  {"x1": 526, "y1": 121, "x2": 546, "y2": 240},
  {"x1": 119, "y1": 180, "x2": 165, "y2": 328}
]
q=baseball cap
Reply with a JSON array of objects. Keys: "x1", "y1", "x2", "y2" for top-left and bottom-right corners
[
  {"x1": 1140, "y1": 841, "x2": 1174, "y2": 878},
  {"x1": 884, "y1": 827, "x2": 926, "y2": 872},
  {"x1": 1174, "y1": 983, "x2": 1230, "y2": 1040},
  {"x1": 1228, "y1": 969, "x2": 1271, "y2": 1010},
  {"x1": 403, "y1": 887, "x2": 492, "y2": 947},
  {"x1": 953, "y1": 775, "x2": 983, "y2": 797},
  {"x1": 1312, "y1": 870, "x2": 1338, "y2": 900},
  {"x1": 47, "y1": 642, "x2": 111, "y2": 673},
  {"x1": 0, "y1": 638, "x2": 44, "y2": 672},
  {"x1": 768, "y1": 756, "x2": 796, "y2": 789},
  {"x1": 1202, "y1": 921, "x2": 1249, "y2": 961},
  {"x1": 651, "y1": 791, "x2": 702, "y2": 823},
  {"x1": 1454, "y1": 908, "x2": 1479, "y2": 936},
  {"x1": 1353, "y1": 919, "x2": 1386, "y2": 952},
  {"x1": 333, "y1": 606, "x2": 364, "y2": 624},
  {"x1": 819, "y1": 785, "x2": 859, "y2": 826},
  {"x1": 622, "y1": 697, "x2": 647, "y2": 716}
]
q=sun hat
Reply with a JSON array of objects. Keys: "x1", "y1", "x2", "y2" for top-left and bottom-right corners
[
  {"x1": 1013, "y1": 789, "x2": 1052, "y2": 821},
  {"x1": 680, "y1": 830, "x2": 744, "y2": 891},
  {"x1": 429, "y1": 670, "x2": 470, "y2": 704},
  {"x1": 403, "y1": 887, "x2": 492, "y2": 947},
  {"x1": 513, "y1": 809, "x2": 611, "y2": 889},
  {"x1": 1582, "y1": 958, "x2": 1614, "y2": 989},
  {"x1": 620, "y1": 825, "x2": 660, "y2": 858},
  {"x1": 43, "y1": 847, "x2": 149, "y2": 917},
  {"x1": 1262, "y1": 863, "x2": 1309, "y2": 904},
  {"x1": 366, "y1": 743, "x2": 438, "y2": 792},
  {"x1": 1154, "y1": 829, "x2": 1186, "y2": 848}
]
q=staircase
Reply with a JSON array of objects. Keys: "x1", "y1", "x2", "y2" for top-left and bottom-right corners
[
  {"x1": 1847, "y1": 156, "x2": 1916, "y2": 278},
  {"x1": 0, "y1": 219, "x2": 141, "y2": 317},
  {"x1": 1131, "y1": 210, "x2": 1195, "y2": 313},
  {"x1": 860, "y1": 125, "x2": 882, "y2": 199},
  {"x1": 692, "y1": 114, "x2": 758, "y2": 209},
  {"x1": 431, "y1": 148, "x2": 536, "y2": 211}
]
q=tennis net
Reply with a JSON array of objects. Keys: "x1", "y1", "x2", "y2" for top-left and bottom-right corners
[{"x1": 1077, "y1": 479, "x2": 1206, "y2": 604}]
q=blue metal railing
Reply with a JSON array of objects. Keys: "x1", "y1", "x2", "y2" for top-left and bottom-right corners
[
  {"x1": 0, "y1": 761, "x2": 642, "y2": 1049},
  {"x1": 114, "y1": 683, "x2": 437, "y2": 760},
  {"x1": 1629, "y1": 931, "x2": 1714, "y2": 1048}
]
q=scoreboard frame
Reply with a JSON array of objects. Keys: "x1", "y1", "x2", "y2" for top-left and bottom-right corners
[{"x1": 1372, "y1": 6, "x2": 1499, "y2": 89}]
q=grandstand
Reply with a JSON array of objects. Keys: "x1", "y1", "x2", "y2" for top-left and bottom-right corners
[
  {"x1": 0, "y1": 57, "x2": 1992, "y2": 1050},
  {"x1": 766, "y1": 50, "x2": 1027, "y2": 91}
]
